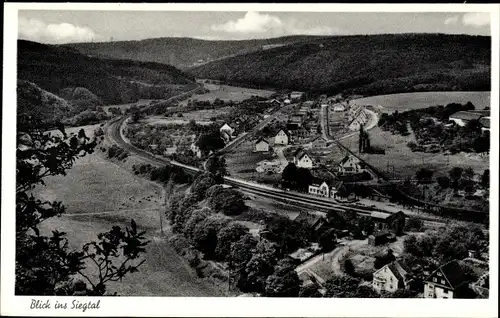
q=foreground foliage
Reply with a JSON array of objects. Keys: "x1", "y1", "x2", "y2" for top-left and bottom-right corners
[{"x1": 16, "y1": 117, "x2": 149, "y2": 295}]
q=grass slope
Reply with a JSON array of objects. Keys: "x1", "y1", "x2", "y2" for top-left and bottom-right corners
[
  {"x1": 18, "y1": 40, "x2": 197, "y2": 105},
  {"x1": 65, "y1": 36, "x2": 323, "y2": 70},
  {"x1": 35, "y1": 140, "x2": 222, "y2": 296},
  {"x1": 189, "y1": 34, "x2": 491, "y2": 95}
]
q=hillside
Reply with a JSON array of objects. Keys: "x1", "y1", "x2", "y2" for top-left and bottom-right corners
[
  {"x1": 17, "y1": 80, "x2": 74, "y2": 125},
  {"x1": 18, "y1": 40, "x2": 197, "y2": 105},
  {"x1": 188, "y1": 34, "x2": 491, "y2": 96},
  {"x1": 59, "y1": 87, "x2": 103, "y2": 108},
  {"x1": 17, "y1": 80, "x2": 111, "y2": 128},
  {"x1": 64, "y1": 36, "x2": 323, "y2": 70}
]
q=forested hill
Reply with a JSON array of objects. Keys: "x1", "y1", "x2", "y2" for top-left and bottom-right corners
[
  {"x1": 64, "y1": 36, "x2": 324, "y2": 70},
  {"x1": 18, "y1": 40, "x2": 197, "y2": 105},
  {"x1": 188, "y1": 34, "x2": 491, "y2": 96}
]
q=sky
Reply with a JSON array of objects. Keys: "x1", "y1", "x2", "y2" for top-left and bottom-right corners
[{"x1": 17, "y1": 10, "x2": 491, "y2": 44}]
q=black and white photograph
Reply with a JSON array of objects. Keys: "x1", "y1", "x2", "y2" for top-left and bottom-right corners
[{"x1": 1, "y1": 3, "x2": 499, "y2": 317}]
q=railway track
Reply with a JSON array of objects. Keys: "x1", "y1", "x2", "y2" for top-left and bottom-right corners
[{"x1": 106, "y1": 115, "x2": 449, "y2": 224}]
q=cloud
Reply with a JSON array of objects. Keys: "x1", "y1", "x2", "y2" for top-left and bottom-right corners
[
  {"x1": 444, "y1": 15, "x2": 460, "y2": 25},
  {"x1": 462, "y1": 13, "x2": 490, "y2": 27},
  {"x1": 18, "y1": 16, "x2": 101, "y2": 44},
  {"x1": 444, "y1": 13, "x2": 490, "y2": 28},
  {"x1": 211, "y1": 11, "x2": 342, "y2": 37}
]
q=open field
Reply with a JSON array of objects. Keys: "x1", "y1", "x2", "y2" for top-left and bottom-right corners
[
  {"x1": 35, "y1": 152, "x2": 162, "y2": 215},
  {"x1": 180, "y1": 83, "x2": 274, "y2": 105},
  {"x1": 35, "y1": 145, "x2": 223, "y2": 296},
  {"x1": 225, "y1": 140, "x2": 278, "y2": 180},
  {"x1": 144, "y1": 116, "x2": 212, "y2": 126},
  {"x1": 341, "y1": 126, "x2": 489, "y2": 179},
  {"x1": 180, "y1": 107, "x2": 234, "y2": 122},
  {"x1": 353, "y1": 91, "x2": 491, "y2": 113}
]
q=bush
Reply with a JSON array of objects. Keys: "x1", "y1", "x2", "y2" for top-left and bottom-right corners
[
  {"x1": 405, "y1": 217, "x2": 424, "y2": 232},
  {"x1": 207, "y1": 188, "x2": 247, "y2": 216}
]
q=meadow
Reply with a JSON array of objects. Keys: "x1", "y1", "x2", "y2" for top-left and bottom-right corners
[
  {"x1": 180, "y1": 83, "x2": 274, "y2": 105},
  {"x1": 353, "y1": 91, "x2": 491, "y2": 113},
  {"x1": 35, "y1": 128, "x2": 223, "y2": 296},
  {"x1": 341, "y1": 126, "x2": 489, "y2": 179}
]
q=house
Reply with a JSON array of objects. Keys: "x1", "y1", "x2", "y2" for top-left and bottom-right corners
[
  {"x1": 333, "y1": 104, "x2": 346, "y2": 112},
  {"x1": 256, "y1": 160, "x2": 281, "y2": 174},
  {"x1": 312, "y1": 136, "x2": 331, "y2": 148},
  {"x1": 220, "y1": 130, "x2": 232, "y2": 144},
  {"x1": 290, "y1": 114, "x2": 304, "y2": 127},
  {"x1": 332, "y1": 182, "x2": 356, "y2": 202},
  {"x1": 190, "y1": 142, "x2": 203, "y2": 158},
  {"x1": 268, "y1": 99, "x2": 282, "y2": 107},
  {"x1": 293, "y1": 148, "x2": 313, "y2": 168},
  {"x1": 372, "y1": 261, "x2": 410, "y2": 293},
  {"x1": 283, "y1": 98, "x2": 291, "y2": 105},
  {"x1": 368, "y1": 232, "x2": 395, "y2": 246},
  {"x1": 371, "y1": 211, "x2": 406, "y2": 236},
  {"x1": 274, "y1": 129, "x2": 290, "y2": 145},
  {"x1": 290, "y1": 91, "x2": 305, "y2": 101},
  {"x1": 220, "y1": 123, "x2": 235, "y2": 136},
  {"x1": 449, "y1": 111, "x2": 483, "y2": 127},
  {"x1": 328, "y1": 180, "x2": 344, "y2": 198},
  {"x1": 337, "y1": 154, "x2": 367, "y2": 175},
  {"x1": 348, "y1": 115, "x2": 368, "y2": 131},
  {"x1": 254, "y1": 138, "x2": 270, "y2": 152},
  {"x1": 308, "y1": 181, "x2": 330, "y2": 198},
  {"x1": 294, "y1": 211, "x2": 327, "y2": 231},
  {"x1": 479, "y1": 116, "x2": 490, "y2": 132},
  {"x1": 423, "y1": 260, "x2": 473, "y2": 299}
]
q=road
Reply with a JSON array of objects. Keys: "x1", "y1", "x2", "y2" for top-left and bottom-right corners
[{"x1": 319, "y1": 103, "x2": 378, "y2": 142}]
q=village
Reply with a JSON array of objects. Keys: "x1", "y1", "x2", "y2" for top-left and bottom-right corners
[{"x1": 120, "y1": 84, "x2": 490, "y2": 299}]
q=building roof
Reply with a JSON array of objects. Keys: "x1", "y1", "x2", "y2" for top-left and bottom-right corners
[
  {"x1": 294, "y1": 211, "x2": 324, "y2": 229},
  {"x1": 330, "y1": 180, "x2": 344, "y2": 190},
  {"x1": 387, "y1": 261, "x2": 409, "y2": 282},
  {"x1": 449, "y1": 111, "x2": 483, "y2": 121},
  {"x1": 425, "y1": 260, "x2": 469, "y2": 290},
  {"x1": 220, "y1": 123, "x2": 234, "y2": 130},
  {"x1": 371, "y1": 211, "x2": 405, "y2": 223},
  {"x1": 255, "y1": 137, "x2": 269, "y2": 145},
  {"x1": 275, "y1": 128, "x2": 290, "y2": 138},
  {"x1": 371, "y1": 211, "x2": 391, "y2": 221},
  {"x1": 294, "y1": 148, "x2": 310, "y2": 160},
  {"x1": 339, "y1": 154, "x2": 360, "y2": 165},
  {"x1": 479, "y1": 116, "x2": 490, "y2": 129}
]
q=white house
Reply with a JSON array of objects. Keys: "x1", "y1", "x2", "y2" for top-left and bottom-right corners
[
  {"x1": 333, "y1": 104, "x2": 346, "y2": 112},
  {"x1": 293, "y1": 148, "x2": 313, "y2": 168},
  {"x1": 308, "y1": 181, "x2": 330, "y2": 198},
  {"x1": 190, "y1": 142, "x2": 202, "y2": 158},
  {"x1": 337, "y1": 154, "x2": 367, "y2": 175},
  {"x1": 220, "y1": 123, "x2": 235, "y2": 136},
  {"x1": 372, "y1": 262, "x2": 410, "y2": 293},
  {"x1": 448, "y1": 111, "x2": 483, "y2": 127},
  {"x1": 290, "y1": 91, "x2": 305, "y2": 101},
  {"x1": 283, "y1": 98, "x2": 291, "y2": 105},
  {"x1": 220, "y1": 130, "x2": 232, "y2": 144},
  {"x1": 274, "y1": 129, "x2": 290, "y2": 145},
  {"x1": 424, "y1": 260, "x2": 470, "y2": 299},
  {"x1": 254, "y1": 138, "x2": 270, "y2": 152},
  {"x1": 348, "y1": 107, "x2": 368, "y2": 131}
]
